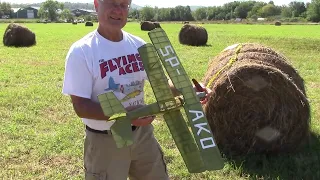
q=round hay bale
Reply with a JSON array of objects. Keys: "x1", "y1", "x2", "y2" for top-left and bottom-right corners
[
  {"x1": 140, "y1": 21, "x2": 156, "y2": 31},
  {"x1": 153, "y1": 22, "x2": 161, "y2": 28},
  {"x1": 275, "y1": 21, "x2": 281, "y2": 26},
  {"x1": 179, "y1": 24, "x2": 208, "y2": 46},
  {"x1": 203, "y1": 43, "x2": 310, "y2": 155},
  {"x1": 85, "y1": 21, "x2": 93, "y2": 26},
  {"x1": 3, "y1": 23, "x2": 36, "y2": 47},
  {"x1": 183, "y1": 21, "x2": 189, "y2": 24}
]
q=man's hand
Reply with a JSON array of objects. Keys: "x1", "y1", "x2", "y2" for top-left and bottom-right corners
[
  {"x1": 192, "y1": 79, "x2": 212, "y2": 105},
  {"x1": 199, "y1": 86, "x2": 212, "y2": 104},
  {"x1": 125, "y1": 105, "x2": 156, "y2": 126},
  {"x1": 131, "y1": 115, "x2": 156, "y2": 126}
]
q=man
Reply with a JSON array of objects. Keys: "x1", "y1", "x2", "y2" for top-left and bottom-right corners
[
  {"x1": 62, "y1": 0, "x2": 211, "y2": 179},
  {"x1": 63, "y1": 0, "x2": 169, "y2": 179}
]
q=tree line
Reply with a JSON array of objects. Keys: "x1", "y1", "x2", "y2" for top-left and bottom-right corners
[{"x1": 133, "y1": 0, "x2": 320, "y2": 22}]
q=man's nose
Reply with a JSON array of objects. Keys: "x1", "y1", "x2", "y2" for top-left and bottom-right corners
[{"x1": 112, "y1": 5, "x2": 123, "y2": 14}]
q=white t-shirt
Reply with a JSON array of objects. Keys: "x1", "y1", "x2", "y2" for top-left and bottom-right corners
[{"x1": 62, "y1": 30, "x2": 147, "y2": 130}]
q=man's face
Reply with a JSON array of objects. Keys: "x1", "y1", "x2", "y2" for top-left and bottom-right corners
[{"x1": 97, "y1": 0, "x2": 130, "y2": 30}]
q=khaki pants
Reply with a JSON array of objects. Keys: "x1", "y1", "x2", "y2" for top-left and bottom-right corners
[{"x1": 84, "y1": 124, "x2": 169, "y2": 180}]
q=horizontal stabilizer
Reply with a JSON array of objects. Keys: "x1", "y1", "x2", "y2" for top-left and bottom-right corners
[{"x1": 97, "y1": 91, "x2": 127, "y2": 120}]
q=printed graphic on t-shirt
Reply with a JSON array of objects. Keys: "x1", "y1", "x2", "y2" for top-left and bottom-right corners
[
  {"x1": 105, "y1": 77, "x2": 144, "y2": 103},
  {"x1": 99, "y1": 53, "x2": 144, "y2": 78}
]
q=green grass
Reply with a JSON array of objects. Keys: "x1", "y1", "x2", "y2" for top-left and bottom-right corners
[{"x1": 0, "y1": 22, "x2": 319, "y2": 180}]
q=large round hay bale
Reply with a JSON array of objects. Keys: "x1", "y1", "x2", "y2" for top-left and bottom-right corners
[
  {"x1": 202, "y1": 43, "x2": 310, "y2": 155},
  {"x1": 3, "y1": 23, "x2": 36, "y2": 47},
  {"x1": 275, "y1": 21, "x2": 281, "y2": 26},
  {"x1": 153, "y1": 22, "x2": 161, "y2": 28},
  {"x1": 85, "y1": 21, "x2": 93, "y2": 26},
  {"x1": 179, "y1": 24, "x2": 208, "y2": 46},
  {"x1": 140, "y1": 21, "x2": 156, "y2": 31}
]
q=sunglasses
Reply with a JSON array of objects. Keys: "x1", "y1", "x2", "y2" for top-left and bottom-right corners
[{"x1": 102, "y1": 1, "x2": 131, "y2": 10}]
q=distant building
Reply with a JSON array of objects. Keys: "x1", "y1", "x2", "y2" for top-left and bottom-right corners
[
  {"x1": 71, "y1": 9, "x2": 97, "y2": 17},
  {"x1": 257, "y1": 18, "x2": 265, "y2": 21},
  {"x1": 12, "y1": 6, "x2": 39, "y2": 19}
]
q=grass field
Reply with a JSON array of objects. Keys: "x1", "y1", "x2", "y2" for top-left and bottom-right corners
[{"x1": 0, "y1": 22, "x2": 319, "y2": 180}]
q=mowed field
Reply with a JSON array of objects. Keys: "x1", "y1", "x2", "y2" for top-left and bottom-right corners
[{"x1": 0, "y1": 22, "x2": 319, "y2": 180}]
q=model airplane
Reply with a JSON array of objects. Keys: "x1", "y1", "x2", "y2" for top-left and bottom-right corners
[{"x1": 97, "y1": 28, "x2": 224, "y2": 173}]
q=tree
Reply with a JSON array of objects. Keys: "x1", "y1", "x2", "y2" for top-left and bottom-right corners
[
  {"x1": 260, "y1": 4, "x2": 281, "y2": 17},
  {"x1": 140, "y1": 6, "x2": 155, "y2": 21},
  {"x1": 184, "y1": 6, "x2": 194, "y2": 21},
  {"x1": 169, "y1": 8, "x2": 175, "y2": 21},
  {"x1": 222, "y1": 1, "x2": 241, "y2": 20},
  {"x1": 234, "y1": 2, "x2": 255, "y2": 19},
  {"x1": 193, "y1": 7, "x2": 207, "y2": 20},
  {"x1": 307, "y1": 0, "x2": 320, "y2": 22},
  {"x1": 281, "y1": 6, "x2": 292, "y2": 18},
  {"x1": 129, "y1": 8, "x2": 140, "y2": 19},
  {"x1": 157, "y1": 8, "x2": 170, "y2": 21},
  {"x1": 60, "y1": 9, "x2": 73, "y2": 21},
  {"x1": 216, "y1": 11, "x2": 227, "y2": 20},
  {"x1": 0, "y1": 2, "x2": 13, "y2": 17},
  {"x1": 38, "y1": 0, "x2": 64, "y2": 21},
  {"x1": 173, "y1": 6, "x2": 184, "y2": 20},
  {"x1": 153, "y1": 6, "x2": 159, "y2": 21},
  {"x1": 289, "y1": 1, "x2": 307, "y2": 17},
  {"x1": 248, "y1": 2, "x2": 267, "y2": 18}
]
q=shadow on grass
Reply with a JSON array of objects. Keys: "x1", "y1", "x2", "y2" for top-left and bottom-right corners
[
  {"x1": 203, "y1": 44, "x2": 212, "y2": 47},
  {"x1": 181, "y1": 44, "x2": 212, "y2": 47},
  {"x1": 225, "y1": 132, "x2": 320, "y2": 180}
]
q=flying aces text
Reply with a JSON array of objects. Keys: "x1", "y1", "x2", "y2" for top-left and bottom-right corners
[{"x1": 99, "y1": 53, "x2": 145, "y2": 78}]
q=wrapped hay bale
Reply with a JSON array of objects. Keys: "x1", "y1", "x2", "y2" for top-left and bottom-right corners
[
  {"x1": 179, "y1": 24, "x2": 208, "y2": 46},
  {"x1": 140, "y1": 21, "x2": 156, "y2": 31},
  {"x1": 3, "y1": 23, "x2": 36, "y2": 47},
  {"x1": 203, "y1": 43, "x2": 310, "y2": 155},
  {"x1": 153, "y1": 22, "x2": 161, "y2": 28},
  {"x1": 275, "y1": 21, "x2": 282, "y2": 26},
  {"x1": 85, "y1": 21, "x2": 93, "y2": 26}
]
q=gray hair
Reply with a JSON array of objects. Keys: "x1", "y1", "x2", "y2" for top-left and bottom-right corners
[{"x1": 98, "y1": 0, "x2": 132, "y2": 4}]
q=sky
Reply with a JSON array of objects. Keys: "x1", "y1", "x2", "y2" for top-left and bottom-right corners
[{"x1": 2, "y1": 0, "x2": 311, "y2": 7}]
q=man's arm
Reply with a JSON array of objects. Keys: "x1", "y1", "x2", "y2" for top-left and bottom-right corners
[
  {"x1": 70, "y1": 95, "x2": 156, "y2": 126},
  {"x1": 168, "y1": 78, "x2": 212, "y2": 104},
  {"x1": 168, "y1": 79, "x2": 181, "y2": 96},
  {"x1": 70, "y1": 95, "x2": 110, "y2": 120}
]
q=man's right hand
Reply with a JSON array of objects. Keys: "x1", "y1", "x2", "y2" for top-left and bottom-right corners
[{"x1": 125, "y1": 105, "x2": 156, "y2": 126}]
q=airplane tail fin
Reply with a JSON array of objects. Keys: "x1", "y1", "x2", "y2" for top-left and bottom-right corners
[{"x1": 97, "y1": 92, "x2": 133, "y2": 148}]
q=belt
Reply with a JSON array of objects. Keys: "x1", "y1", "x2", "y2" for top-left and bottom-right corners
[{"x1": 86, "y1": 125, "x2": 138, "y2": 135}]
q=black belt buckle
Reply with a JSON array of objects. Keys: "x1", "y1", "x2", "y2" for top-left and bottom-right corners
[
  {"x1": 86, "y1": 125, "x2": 138, "y2": 135},
  {"x1": 86, "y1": 125, "x2": 111, "y2": 134}
]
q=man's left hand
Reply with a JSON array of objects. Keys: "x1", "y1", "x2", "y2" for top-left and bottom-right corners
[{"x1": 193, "y1": 82, "x2": 212, "y2": 105}]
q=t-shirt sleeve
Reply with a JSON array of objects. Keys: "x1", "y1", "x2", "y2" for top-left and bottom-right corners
[{"x1": 62, "y1": 44, "x2": 93, "y2": 99}]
